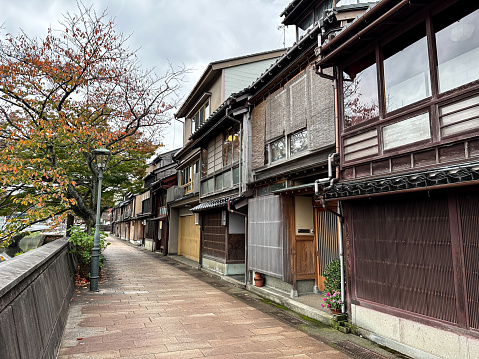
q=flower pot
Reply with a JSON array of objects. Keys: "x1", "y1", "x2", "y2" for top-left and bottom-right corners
[
  {"x1": 254, "y1": 277, "x2": 264, "y2": 287},
  {"x1": 254, "y1": 272, "x2": 264, "y2": 287},
  {"x1": 330, "y1": 309, "x2": 341, "y2": 315}
]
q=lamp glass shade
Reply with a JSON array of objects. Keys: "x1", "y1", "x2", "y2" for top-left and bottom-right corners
[{"x1": 93, "y1": 148, "x2": 110, "y2": 168}]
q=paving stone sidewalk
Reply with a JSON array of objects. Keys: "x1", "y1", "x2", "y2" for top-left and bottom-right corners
[{"x1": 59, "y1": 236, "x2": 351, "y2": 358}]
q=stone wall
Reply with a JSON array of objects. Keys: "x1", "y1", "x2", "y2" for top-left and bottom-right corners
[{"x1": 0, "y1": 239, "x2": 75, "y2": 359}]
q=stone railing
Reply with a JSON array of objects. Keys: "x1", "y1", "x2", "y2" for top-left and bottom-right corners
[{"x1": 0, "y1": 239, "x2": 75, "y2": 359}]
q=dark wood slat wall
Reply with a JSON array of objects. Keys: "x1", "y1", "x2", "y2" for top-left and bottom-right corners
[
  {"x1": 459, "y1": 192, "x2": 479, "y2": 329},
  {"x1": 202, "y1": 212, "x2": 226, "y2": 260},
  {"x1": 347, "y1": 187, "x2": 479, "y2": 331},
  {"x1": 351, "y1": 192, "x2": 457, "y2": 324}
]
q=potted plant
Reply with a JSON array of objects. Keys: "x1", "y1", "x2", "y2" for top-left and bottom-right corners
[
  {"x1": 321, "y1": 291, "x2": 342, "y2": 314},
  {"x1": 321, "y1": 259, "x2": 343, "y2": 314}
]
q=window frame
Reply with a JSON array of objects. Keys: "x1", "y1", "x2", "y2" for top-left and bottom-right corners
[
  {"x1": 190, "y1": 99, "x2": 210, "y2": 134},
  {"x1": 338, "y1": 3, "x2": 479, "y2": 165},
  {"x1": 264, "y1": 128, "x2": 309, "y2": 165}
]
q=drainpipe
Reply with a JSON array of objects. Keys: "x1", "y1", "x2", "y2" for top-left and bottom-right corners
[
  {"x1": 227, "y1": 199, "x2": 248, "y2": 287},
  {"x1": 314, "y1": 59, "x2": 346, "y2": 313},
  {"x1": 338, "y1": 202, "x2": 345, "y2": 314},
  {"x1": 314, "y1": 152, "x2": 339, "y2": 197}
]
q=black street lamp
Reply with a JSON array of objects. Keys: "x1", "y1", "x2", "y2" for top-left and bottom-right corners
[{"x1": 90, "y1": 147, "x2": 110, "y2": 292}]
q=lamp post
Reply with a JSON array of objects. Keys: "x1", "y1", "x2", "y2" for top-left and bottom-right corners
[{"x1": 90, "y1": 147, "x2": 110, "y2": 292}]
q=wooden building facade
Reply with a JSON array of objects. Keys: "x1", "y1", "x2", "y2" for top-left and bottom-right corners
[
  {"x1": 180, "y1": 51, "x2": 284, "y2": 276},
  {"x1": 318, "y1": 0, "x2": 479, "y2": 357},
  {"x1": 245, "y1": 0, "x2": 366, "y2": 297}
]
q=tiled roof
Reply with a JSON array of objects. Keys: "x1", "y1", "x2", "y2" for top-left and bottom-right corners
[
  {"x1": 191, "y1": 194, "x2": 244, "y2": 213},
  {"x1": 324, "y1": 161, "x2": 479, "y2": 200}
]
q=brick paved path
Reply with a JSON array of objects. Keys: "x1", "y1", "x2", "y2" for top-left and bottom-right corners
[{"x1": 58, "y1": 236, "x2": 350, "y2": 358}]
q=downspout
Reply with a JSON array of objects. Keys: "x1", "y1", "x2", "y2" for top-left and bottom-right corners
[
  {"x1": 314, "y1": 62, "x2": 346, "y2": 314},
  {"x1": 227, "y1": 199, "x2": 248, "y2": 288},
  {"x1": 338, "y1": 202, "x2": 345, "y2": 314}
]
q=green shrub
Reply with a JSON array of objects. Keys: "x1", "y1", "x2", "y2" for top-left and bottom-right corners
[
  {"x1": 68, "y1": 226, "x2": 110, "y2": 279},
  {"x1": 323, "y1": 258, "x2": 341, "y2": 294}
]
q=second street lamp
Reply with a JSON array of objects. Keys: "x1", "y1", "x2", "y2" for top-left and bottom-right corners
[{"x1": 90, "y1": 147, "x2": 110, "y2": 292}]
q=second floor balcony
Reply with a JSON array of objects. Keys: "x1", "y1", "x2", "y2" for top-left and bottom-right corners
[{"x1": 166, "y1": 175, "x2": 200, "y2": 203}]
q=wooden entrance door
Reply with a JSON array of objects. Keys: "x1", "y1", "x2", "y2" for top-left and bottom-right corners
[
  {"x1": 178, "y1": 215, "x2": 200, "y2": 262},
  {"x1": 293, "y1": 196, "x2": 315, "y2": 281}
]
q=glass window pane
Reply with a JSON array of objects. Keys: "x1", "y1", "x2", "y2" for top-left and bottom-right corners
[
  {"x1": 257, "y1": 186, "x2": 269, "y2": 196},
  {"x1": 223, "y1": 170, "x2": 232, "y2": 189},
  {"x1": 200, "y1": 107, "x2": 204, "y2": 125},
  {"x1": 207, "y1": 178, "x2": 214, "y2": 193},
  {"x1": 271, "y1": 137, "x2": 286, "y2": 162},
  {"x1": 435, "y1": 6, "x2": 479, "y2": 93},
  {"x1": 201, "y1": 149, "x2": 208, "y2": 177},
  {"x1": 223, "y1": 130, "x2": 232, "y2": 166},
  {"x1": 383, "y1": 23, "x2": 430, "y2": 113},
  {"x1": 204, "y1": 101, "x2": 209, "y2": 119},
  {"x1": 264, "y1": 145, "x2": 269, "y2": 165},
  {"x1": 194, "y1": 113, "x2": 199, "y2": 132},
  {"x1": 290, "y1": 129, "x2": 308, "y2": 155},
  {"x1": 232, "y1": 124, "x2": 240, "y2": 162},
  {"x1": 233, "y1": 167, "x2": 240, "y2": 185},
  {"x1": 216, "y1": 173, "x2": 223, "y2": 191},
  {"x1": 270, "y1": 182, "x2": 286, "y2": 192},
  {"x1": 383, "y1": 113, "x2": 431, "y2": 150},
  {"x1": 201, "y1": 181, "x2": 208, "y2": 195},
  {"x1": 343, "y1": 52, "x2": 379, "y2": 127}
]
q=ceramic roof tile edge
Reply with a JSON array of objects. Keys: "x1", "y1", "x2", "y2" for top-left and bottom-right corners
[
  {"x1": 149, "y1": 148, "x2": 180, "y2": 166},
  {"x1": 190, "y1": 194, "x2": 244, "y2": 213},
  {"x1": 280, "y1": 0, "x2": 302, "y2": 17},
  {"x1": 324, "y1": 161, "x2": 479, "y2": 200}
]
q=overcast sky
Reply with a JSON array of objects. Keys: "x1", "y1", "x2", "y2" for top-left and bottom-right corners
[{"x1": 1, "y1": 0, "x2": 296, "y2": 153}]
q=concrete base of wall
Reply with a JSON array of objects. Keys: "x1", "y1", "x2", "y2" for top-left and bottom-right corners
[
  {"x1": 144, "y1": 238, "x2": 155, "y2": 252},
  {"x1": 202, "y1": 257, "x2": 245, "y2": 276},
  {"x1": 0, "y1": 239, "x2": 75, "y2": 359},
  {"x1": 262, "y1": 275, "x2": 315, "y2": 298},
  {"x1": 351, "y1": 304, "x2": 479, "y2": 359}
]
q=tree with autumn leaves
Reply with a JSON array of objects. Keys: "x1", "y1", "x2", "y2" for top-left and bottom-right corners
[{"x1": 0, "y1": 4, "x2": 187, "y2": 246}]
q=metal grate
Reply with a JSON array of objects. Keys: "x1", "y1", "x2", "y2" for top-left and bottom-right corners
[{"x1": 335, "y1": 341, "x2": 388, "y2": 359}]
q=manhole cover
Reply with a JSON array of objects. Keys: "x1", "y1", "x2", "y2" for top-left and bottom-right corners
[{"x1": 335, "y1": 341, "x2": 389, "y2": 359}]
